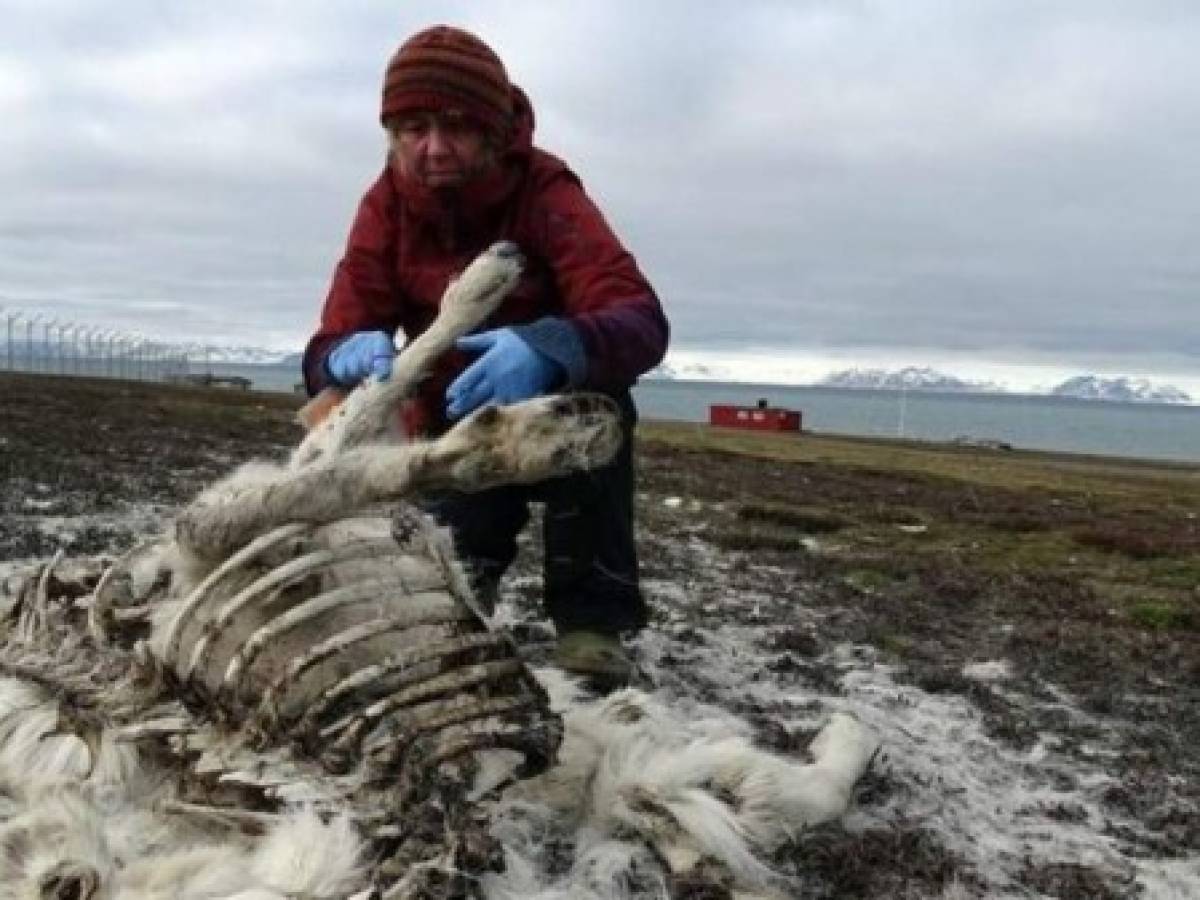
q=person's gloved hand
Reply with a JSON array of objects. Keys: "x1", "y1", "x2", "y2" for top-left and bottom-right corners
[
  {"x1": 446, "y1": 327, "x2": 563, "y2": 419},
  {"x1": 325, "y1": 330, "x2": 394, "y2": 386}
]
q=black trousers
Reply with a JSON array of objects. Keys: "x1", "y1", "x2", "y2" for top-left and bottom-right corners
[{"x1": 426, "y1": 391, "x2": 647, "y2": 637}]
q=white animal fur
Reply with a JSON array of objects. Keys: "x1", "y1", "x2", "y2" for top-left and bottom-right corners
[
  {"x1": 291, "y1": 240, "x2": 524, "y2": 469},
  {"x1": 173, "y1": 239, "x2": 522, "y2": 570},
  {"x1": 0, "y1": 663, "x2": 365, "y2": 900},
  {"x1": 0, "y1": 781, "x2": 363, "y2": 900},
  {"x1": 0, "y1": 677, "x2": 121, "y2": 786},
  {"x1": 174, "y1": 393, "x2": 623, "y2": 569},
  {"x1": 491, "y1": 670, "x2": 880, "y2": 893}
]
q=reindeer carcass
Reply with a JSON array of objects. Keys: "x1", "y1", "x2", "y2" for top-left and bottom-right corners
[{"x1": 0, "y1": 242, "x2": 879, "y2": 900}]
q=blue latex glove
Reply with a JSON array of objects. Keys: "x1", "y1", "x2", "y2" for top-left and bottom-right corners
[
  {"x1": 446, "y1": 327, "x2": 563, "y2": 419},
  {"x1": 325, "y1": 330, "x2": 394, "y2": 386}
]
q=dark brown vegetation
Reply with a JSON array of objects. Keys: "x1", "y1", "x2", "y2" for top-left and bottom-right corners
[
  {"x1": 633, "y1": 421, "x2": 1200, "y2": 896},
  {"x1": 2, "y1": 372, "x2": 1198, "y2": 898}
]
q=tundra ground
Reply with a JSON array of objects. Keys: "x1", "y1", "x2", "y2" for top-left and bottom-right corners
[{"x1": 2, "y1": 372, "x2": 1197, "y2": 898}]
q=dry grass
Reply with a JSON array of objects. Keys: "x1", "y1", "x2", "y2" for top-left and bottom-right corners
[
  {"x1": 638, "y1": 420, "x2": 1200, "y2": 508},
  {"x1": 638, "y1": 418, "x2": 1200, "y2": 634},
  {"x1": 1071, "y1": 524, "x2": 1187, "y2": 559}
]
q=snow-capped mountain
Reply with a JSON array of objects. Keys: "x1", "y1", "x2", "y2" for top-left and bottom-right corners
[
  {"x1": 817, "y1": 366, "x2": 1002, "y2": 393},
  {"x1": 644, "y1": 362, "x2": 729, "y2": 381},
  {"x1": 175, "y1": 344, "x2": 298, "y2": 365},
  {"x1": 148, "y1": 345, "x2": 1194, "y2": 407},
  {"x1": 1050, "y1": 376, "x2": 1191, "y2": 404}
]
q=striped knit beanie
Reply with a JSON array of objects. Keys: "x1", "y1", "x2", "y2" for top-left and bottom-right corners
[{"x1": 381, "y1": 25, "x2": 513, "y2": 138}]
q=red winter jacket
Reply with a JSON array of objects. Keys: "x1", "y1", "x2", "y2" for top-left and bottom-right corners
[{"x1": 303, "y1": 88, "x2": 668, "y2": 432}]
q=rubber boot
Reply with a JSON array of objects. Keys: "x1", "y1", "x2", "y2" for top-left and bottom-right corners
[{"x1": 553, "y1": 631, "x2": 633, "y2": 691}]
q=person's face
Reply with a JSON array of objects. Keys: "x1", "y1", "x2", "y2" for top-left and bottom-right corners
[{"x1": 387, "y1": 108, "x2": 494, "y2": 189}]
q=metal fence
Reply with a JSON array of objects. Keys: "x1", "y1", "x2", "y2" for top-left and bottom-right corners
[{"x1": 0, "y1": 306, "x2": 191, "y2": 382}]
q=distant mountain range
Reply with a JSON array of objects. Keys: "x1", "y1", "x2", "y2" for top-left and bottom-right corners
[
  {"x1": 176, "y1": 345, "x2": 301, "y2": 365},
  {"x1": 649, "y1": 361, "x2": 724, "y2": 382},
  {"x1": 101, "y1": 344, "x2": 1188, "y2": 406},
  {"x1": 1049, "y1": 375, "x2": 1191, "y2": 404},
  {"x1": 647, "y1": 363, "x2": 1192, "y2": 405},
  {"x1": 816, "y1": 369, "x2": 1192, "y2": 404},
  {"x1": 817, "y1": 366, "x2": 1004, "y2": 393}
]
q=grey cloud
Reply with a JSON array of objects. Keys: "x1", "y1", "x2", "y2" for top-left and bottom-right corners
[{"x1": 0, "y1": 0, "x2": 1197, "y2": 380}]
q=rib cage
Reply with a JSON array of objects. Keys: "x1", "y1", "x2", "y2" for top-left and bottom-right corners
[{"x1": 143, "y1": 515, "x2": 562, "y2": 796}]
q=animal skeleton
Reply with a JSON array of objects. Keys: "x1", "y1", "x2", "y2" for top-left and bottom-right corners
[{"x1": 0, "y1": 241, "x2": 879, "y2": 899}]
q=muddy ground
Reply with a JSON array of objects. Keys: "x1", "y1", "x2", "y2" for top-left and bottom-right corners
[{"x1": 1, "y1": 372, "x2": 1198, "y2": 898}]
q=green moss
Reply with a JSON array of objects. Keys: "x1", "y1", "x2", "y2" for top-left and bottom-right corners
[
  {"x1": 1128, "y1": 600, "x2": 1189, "y2": 630},
  {"x1": 1142, "y1": 557, "x2": 1200, "y2": 590},
  {"x1": 877, "y1": 633, "x2": 913, "y2": 657}
]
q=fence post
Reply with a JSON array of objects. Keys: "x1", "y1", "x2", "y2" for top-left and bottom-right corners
[
  {"x1": 26, "y1": 314, "x2": 42, "y2": 373},
  {"x1": 4, "y1": 311, "x2": 20, "y2": 371}
]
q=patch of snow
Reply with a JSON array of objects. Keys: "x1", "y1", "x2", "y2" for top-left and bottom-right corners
[
  {"x1": 961, "y1": 660, "x2": 1012, "y2": 682},
  {"x1": 835, "y1": 652, "x2": 1148, "y2": 893},
  {"x1": 628, "y1": 525, "x2": 1198, "y2": 896},
  {"x1": 1135, "y1": 859, "x2": 1200, "y2": 900},
  {"x1": 5, "y1": 504, "x2": 169, "y2": 565}
]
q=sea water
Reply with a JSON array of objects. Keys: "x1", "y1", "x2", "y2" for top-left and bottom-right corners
[
  {"x1": 206, "y1": 363, "x2": 1200, "y2": 464},
  {"x1": 634, "y1": 380, "x2": 1200, "y2": 464}
]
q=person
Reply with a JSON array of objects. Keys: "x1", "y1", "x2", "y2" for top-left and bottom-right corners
[{"x1": 302, "y1": 24, "x2": 668, "y2": 687}]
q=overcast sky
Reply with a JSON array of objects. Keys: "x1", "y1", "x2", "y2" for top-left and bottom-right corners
[{"x1": 1, "y1": 1, "x2": 1197, "y2": 388}]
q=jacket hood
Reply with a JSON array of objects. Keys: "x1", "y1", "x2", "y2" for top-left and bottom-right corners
[{"x1": 505, "y1": 84, "x2": 535, "y2": 161}]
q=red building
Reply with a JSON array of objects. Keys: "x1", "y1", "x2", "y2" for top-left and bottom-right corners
[{"x1": 709, "y1": 400, "x2": 802, "y2": 432}]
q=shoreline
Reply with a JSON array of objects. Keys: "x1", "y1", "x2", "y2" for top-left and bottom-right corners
[{"x1": 3, "y1": 369, "x2": 1196, "y2": 471}]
